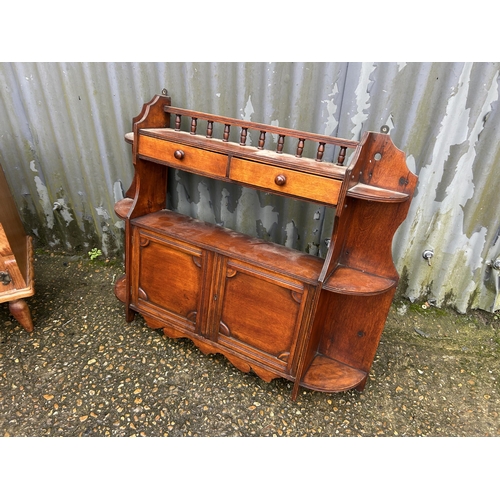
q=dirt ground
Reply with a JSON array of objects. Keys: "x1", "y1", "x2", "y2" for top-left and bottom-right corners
[{"x1": 0, "y1": 249, "x2": 499, "y2": 437}]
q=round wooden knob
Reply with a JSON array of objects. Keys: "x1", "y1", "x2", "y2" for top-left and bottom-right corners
[
  {"x1": 174, "y1": 149, "x2": 185, "y2": 160},
  {"x1": 275, "y1": 174, "x2": 287, "y2": 186}
]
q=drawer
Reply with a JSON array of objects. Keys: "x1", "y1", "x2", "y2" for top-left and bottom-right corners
[
  {"x1": 229, "y1": 158, "x2": 342, "y2": 206},
  {"x1": 138, "y1": 135, "x2": 228, "y2": 178}
]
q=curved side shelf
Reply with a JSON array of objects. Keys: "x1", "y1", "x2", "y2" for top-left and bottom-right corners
[
  {"x1": 301, "y1": 354, "x2": 366, "y2": 392},
  {"x1": 114, "y1": 198, "x2": 134, "y2": 219},
  {"x1": 347, "y1": 183, "x2": 409, "y2": 203},
  {"x1": 323, "y1": 266, "x2": 395, "y2": 295},
  {"x1": 114, "y1": 275, "x2": 127, "y2": 303}
]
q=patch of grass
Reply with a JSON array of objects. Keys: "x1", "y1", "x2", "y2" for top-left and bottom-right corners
[{"x1": 407, "y1": 301, "x2": 448, "y2": 317}]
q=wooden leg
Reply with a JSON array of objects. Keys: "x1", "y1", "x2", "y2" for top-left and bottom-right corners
[
  {"x1": 125, "y1": 307, "x2": 136, "y2": 322},
  {"x1": 8, "y1": 299, "x2": 34, "y2": 332}
]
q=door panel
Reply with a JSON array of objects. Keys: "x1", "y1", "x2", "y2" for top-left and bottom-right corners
[
  {"x1": 135, "y1": 230, "x2": 203, "y2": 331},
  {"x1": 217, "y1": 259, "x2": 304, "y2": 371}
]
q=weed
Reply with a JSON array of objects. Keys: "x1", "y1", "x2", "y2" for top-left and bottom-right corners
[{"x1": 88, "y1": 248, "x2": 102, "y2": 261}]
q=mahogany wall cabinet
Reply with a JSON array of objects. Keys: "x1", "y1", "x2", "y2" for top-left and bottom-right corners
[{"x1": 115, "y1": 93, "x2": 417, "y2": 399}]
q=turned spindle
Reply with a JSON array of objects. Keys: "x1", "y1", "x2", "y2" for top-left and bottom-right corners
[
  {"x1": 316, "y1": 142, "x2": 325, "y2": 161},
  {"x1": 337, "y1": 146, "x2": 347, "y2": 165},
  {"x1": 258, "y1": 131, "x2": 266, "y2": 150},
  {"x1": 296, "y1": 139, "x2": 305, "y2": 158},
  {"x1": 223, "y1": 124, "x2": 230, "y2": 142},
  {"x1": 206, "y1": 121, "x2": 213, "y2": 138},
  {"x1": 277, "y1": 135, "x2": 285, "y2": 154},
  {"x1": 240, "y1": 128, "x2": 248, "y2": 146},
  {"x1": 190, "y1": 117, "x2": 197, "y2": 135}
]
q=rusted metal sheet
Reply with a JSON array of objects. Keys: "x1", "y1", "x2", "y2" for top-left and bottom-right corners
[{"x1": 0, "y1": 62, "x2": 499, "y2": 312}]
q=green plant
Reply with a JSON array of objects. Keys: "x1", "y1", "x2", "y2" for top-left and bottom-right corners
[{"x1": 88, "y1": 248, "x2": 102, "y2": 260}]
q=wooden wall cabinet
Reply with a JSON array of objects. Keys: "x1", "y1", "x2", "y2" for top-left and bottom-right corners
[
  {"x1": 0, "y1": 162, "x2": 34, "y2": 332},
  {"x1": 115, "y1": 93, "x2": 417, "y2": 399}
]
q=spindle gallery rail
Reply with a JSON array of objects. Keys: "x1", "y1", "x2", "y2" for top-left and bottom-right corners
[{"x1": 164, "y1": 105, "x2": 359, "y2": 166}]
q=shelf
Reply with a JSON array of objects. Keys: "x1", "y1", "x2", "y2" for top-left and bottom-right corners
[
  {"x1": 301, "y1": 354, "x2": 366, "y2": 392},
  {"x1": 348, "y1": 183, "x2": 409, "y2": 203},
  {"x1": 133, "y1": 210, "x2": 324, "y2": 284},
  {"x1": 114, "y1": 198, "x2": 133, "y2": 219},
  {"x1": 322, "y1": 265, "x2": 395, "y2": 295}
]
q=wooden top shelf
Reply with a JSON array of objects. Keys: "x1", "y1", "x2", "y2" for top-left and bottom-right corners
[
  {"x1": 347, "y1": 183, "x2": 410, "y2": 203},
  {"x1": 323, "y1": 265, "x2": 396, "y2": 295},
  {"x1": 114, "y1": 198, "x2": 133, "y2": 219}
]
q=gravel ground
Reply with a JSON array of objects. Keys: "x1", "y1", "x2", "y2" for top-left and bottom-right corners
[{"x1": 0, "y1": 250, "x2": 499, "y2": 438}]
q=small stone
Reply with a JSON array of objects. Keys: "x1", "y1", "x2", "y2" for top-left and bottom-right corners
[
  {"x1": 43, "y1": 394, "x2": 54, "y2": 401},
  {"x1": 79, "y1": 415, "x2": 88, "y2": 422},
  {"x1": 88, "y1": 359, "x2": 96, "y2": 365}
]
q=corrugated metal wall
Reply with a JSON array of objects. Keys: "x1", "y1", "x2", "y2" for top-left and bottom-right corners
[{"x1": 1, "y1": 62, "x2": 499, "y2": 313}]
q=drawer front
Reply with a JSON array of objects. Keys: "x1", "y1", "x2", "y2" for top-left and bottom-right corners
[
  {"x1": 139, "y1": 135, "x2": 228, "y2": 178},
  {"x1": 229, "y1": 157, "x2": 341, "y2": 205}
]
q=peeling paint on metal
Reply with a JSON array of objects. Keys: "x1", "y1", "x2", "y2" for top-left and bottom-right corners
[
  {"x1": 34, "y1": 176, "x2": 54, "y2": 229},
  {"x1": 55, "y1": 198, "x2": 74, "y2": 226},
  {"x1": 2, "y1": 62, "x2": 500, "y2": 313},
  {"x1": 398, "y1": 63, "x2": 500, "y2": 312},
  {"x1": 233, "y1": 188, "x2": 278, "y2": 239},
  {"x1": 285, "y1": 220, "x2": 299, "y2": 249},
  {"x1": 321, "y1": 83, "x2": 339, "y2": 137},
  {"x1": 241, "y1": 96, "x2": 254, "y2": 146},
  {"x1": 95, "y1": 207, "x2": 111, "y2": 220},
  {"x1": 350, "y1": 62, "x2": 376, "y2": 139}
]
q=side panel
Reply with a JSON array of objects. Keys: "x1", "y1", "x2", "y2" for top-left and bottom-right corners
[{"x1": 315, "y1": 288, "x2": 396, "y2": 373}]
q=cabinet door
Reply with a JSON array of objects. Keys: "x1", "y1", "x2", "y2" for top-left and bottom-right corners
[
  {"x1": 215, "y1": 258, "x2": 307, "y2": 374},
  {"x1": 131, "y1": 227, "x2": 207, "y2": 335}
]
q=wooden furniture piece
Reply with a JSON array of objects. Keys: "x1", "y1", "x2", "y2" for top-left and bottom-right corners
[
  {"x1": 115, "y1": 92, "x2": 417, "y2": 399},
  {"x1": 0, "y1": 162, "x2": 34, "y2": 332}
]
